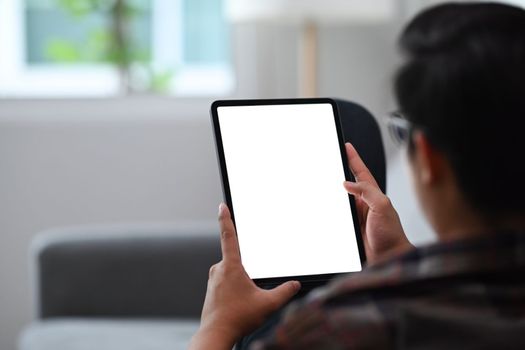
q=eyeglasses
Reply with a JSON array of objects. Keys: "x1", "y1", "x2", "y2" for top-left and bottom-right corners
[{"x1": 385, "y1": 111, "x2": 412, "y2": 147}]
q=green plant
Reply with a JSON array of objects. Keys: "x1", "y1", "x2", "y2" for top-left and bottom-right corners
[{"x1": 45, "y1": 0, "x2": 173, "y2": 94}]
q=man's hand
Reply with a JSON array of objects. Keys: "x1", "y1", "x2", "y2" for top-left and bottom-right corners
[
  {"x1": 189, "y1": 203, "x2": 301, "y2": 350},
  {"x1": 343, "y1": 143, "x2": 414, "y2": 265}
]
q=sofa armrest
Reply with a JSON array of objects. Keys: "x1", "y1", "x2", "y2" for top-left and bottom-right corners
[{"x1": 31, "y1": 222, "x2": 220, "y2": 319}]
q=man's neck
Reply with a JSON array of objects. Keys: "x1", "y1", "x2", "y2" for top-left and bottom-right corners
[{"x1": 436, "y1": 207, "x2": 525, "y2": 243}]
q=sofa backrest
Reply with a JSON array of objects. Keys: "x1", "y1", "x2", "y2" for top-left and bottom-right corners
[{"x1": 33, "y1": 223, "x2": 220, "y2": 319}]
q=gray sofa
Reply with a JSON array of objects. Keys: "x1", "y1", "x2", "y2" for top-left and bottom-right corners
[{"x1": 20, "y1": 222, "x2": 221, "y2": 350}]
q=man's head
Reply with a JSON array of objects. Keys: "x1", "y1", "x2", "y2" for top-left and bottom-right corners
[{"x1": 395, "y1": 2, "x2": 525, "y2": 236}]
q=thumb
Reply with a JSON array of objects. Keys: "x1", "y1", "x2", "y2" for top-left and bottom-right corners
[{"x1": 264, "y1": 281, "x2": 301, "y2": 310}]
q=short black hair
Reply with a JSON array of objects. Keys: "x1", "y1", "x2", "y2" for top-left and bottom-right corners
[{"x1": 395, "y1": 2, "x2": 525, "y2": 218}]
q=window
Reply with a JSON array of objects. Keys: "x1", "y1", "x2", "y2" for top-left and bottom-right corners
[{"x1": 0, "y1": 0, "x2": 233, "y2": 97}]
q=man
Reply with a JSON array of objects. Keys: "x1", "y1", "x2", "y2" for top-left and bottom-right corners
[{"x1": 190, "y1": 2, "x2": 525, "y2": 349}]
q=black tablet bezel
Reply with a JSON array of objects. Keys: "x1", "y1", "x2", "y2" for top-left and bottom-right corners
[{"x1": 210, "y1": 98, "x2": 366, "y2": 287}]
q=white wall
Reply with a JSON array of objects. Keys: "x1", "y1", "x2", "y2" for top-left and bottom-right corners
[{"x1": 0, "y1": 20, "x2": 435, "y2": 349}]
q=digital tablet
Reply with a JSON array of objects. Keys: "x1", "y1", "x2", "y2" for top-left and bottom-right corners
[{"x1": 211, "y1": 98, "x2": 365, "y2": 287}]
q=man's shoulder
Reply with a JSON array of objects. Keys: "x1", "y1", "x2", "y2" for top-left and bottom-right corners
[
  {"x1": 308, "y1": 231, "x2": 525, "y2": 315},
  {"x1": 252, "y1": 232, "x2": 525, "y2": 349}
]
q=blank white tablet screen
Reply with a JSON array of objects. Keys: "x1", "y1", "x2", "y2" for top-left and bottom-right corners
[{"x1": 217, "y1": 103, "x2": 362, "y2": 279}]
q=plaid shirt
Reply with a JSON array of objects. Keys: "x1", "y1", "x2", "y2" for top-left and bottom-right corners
[{"x1": 250, "y1": 231, "x2": 525, "y2": 349}]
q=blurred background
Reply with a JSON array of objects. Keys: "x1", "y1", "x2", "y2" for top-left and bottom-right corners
[{"x1": 1, "y1": 0, "x2": 524, "y2": 349}]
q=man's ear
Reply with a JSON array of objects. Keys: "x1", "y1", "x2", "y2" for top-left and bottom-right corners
[{"x1": 411, "y1": 131, "x2": 446, "y2": 185}]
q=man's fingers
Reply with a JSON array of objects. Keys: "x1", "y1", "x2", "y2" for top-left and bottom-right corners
[
  {"x1": 344, "y1": 181, "x2": 391, "y2": 212},
  {"x1": 218, "y1": 203, "x2": 241, "y2": 263},
  {"x1": 345, "y1": 143, "x2": 379, "y2": 187},
  {"x1": 265, "y1": 281, "x2": 301, "y2": 310}
]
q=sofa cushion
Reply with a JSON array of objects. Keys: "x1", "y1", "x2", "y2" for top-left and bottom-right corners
[{"x1": 19, "y1": 318, "x2": 200, "y2": 350}]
